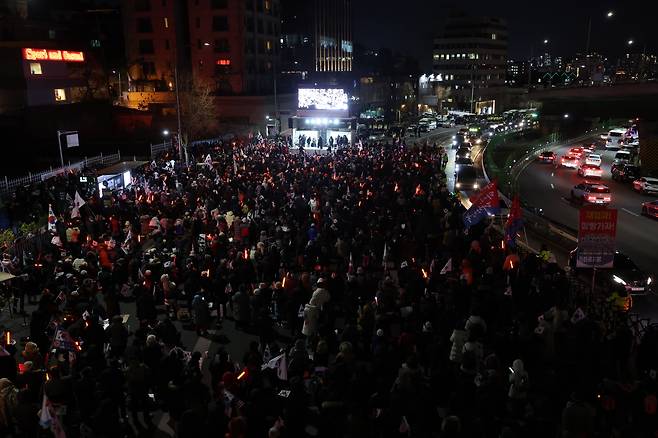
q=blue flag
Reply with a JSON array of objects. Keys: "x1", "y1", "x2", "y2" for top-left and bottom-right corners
[{"x1": 463, "y1": 181, "x2": 500, "y2": 228}]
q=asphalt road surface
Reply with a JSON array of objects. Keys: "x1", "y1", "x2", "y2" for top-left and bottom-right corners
[{"x1": 517, "y1": 137, "x2": 658, "y2": 316}]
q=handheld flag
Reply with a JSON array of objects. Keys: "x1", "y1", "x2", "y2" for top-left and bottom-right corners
[
  {"x1": 462, "y1": 181, "x2": 500, "y2": 228},
  {"x1": 440, "y1": 258, "x2": 452, "y2": 275},
  {"x1": 261, "y1": 353, "x2": 288, "y2": 381},
  {"x1": 505, "y1": 195, "x2": 524, "y2": 248},
  {"x1": 48, "y1": 205, "x2": 58, "y2": 232},
  {"x1": 52, "y1": 327, "x2": 77, "y2": 352},
  {"x1": 71, "y1": 191, "x2": 85, "y2": 219}
]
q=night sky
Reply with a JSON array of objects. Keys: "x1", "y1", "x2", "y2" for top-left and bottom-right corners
[{"x1": 354, "y1": 0, "x2": 656, "y2": 68}]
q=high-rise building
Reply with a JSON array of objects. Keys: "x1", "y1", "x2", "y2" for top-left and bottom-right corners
[
  {"x1": 280, "y1": 0, "x2": 352, "y2": 89},
  {"x1": 121, "y1": 0, "x2": 281, "y2": 95},
  {"x1": 432, "y1": 13, "x2": 507, "y2": 111},
  {"x1": 314, "y1": 0, "x2": 352, "y2": 73}
]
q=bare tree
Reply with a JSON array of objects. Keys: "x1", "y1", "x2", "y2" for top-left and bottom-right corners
[{"x1": 179, "y1": 75, "x2": 219, "y2": 149}]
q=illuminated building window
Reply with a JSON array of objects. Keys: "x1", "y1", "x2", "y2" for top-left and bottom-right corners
[
  {"x1": 29, "y1": 63, "x2": 42, "y2": 75},
  {"x1": 491, "y1": 33, "x2": 497, "y2": 40},
  {"x1": 54, "y1": 88, "x2": 67, "y2": 101},
  {"x1": 264, "y1": 0, "x2": 271, "y2": 11},
  {"x1": 266, "y1": 40, "x2": 272, "y2": 51},
  {"x1": 164, "y1": 17, "x2": 169, "y2": 29}
]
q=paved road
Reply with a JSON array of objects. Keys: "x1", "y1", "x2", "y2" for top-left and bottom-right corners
[{"x1": 517, "y1": 138, "x2": 658, "y2": 317}]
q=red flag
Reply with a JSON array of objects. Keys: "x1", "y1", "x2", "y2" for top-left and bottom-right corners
[{"x1": 505, "y1": 195, "x2": 523, "y2": 247}]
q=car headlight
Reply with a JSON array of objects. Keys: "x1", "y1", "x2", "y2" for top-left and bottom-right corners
[
  {"x1": 473, "y1": 183, "x2": 479, "y2": 189},
  {"x1": 455, "y1": 182, "x2": 461, "y2": 188},
  {"x1": 613, "y1": 275, "x2": 627, "y2": 286}
]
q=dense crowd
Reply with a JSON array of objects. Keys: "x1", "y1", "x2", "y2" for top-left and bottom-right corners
[{"x1": 0, "y1": 136, "x2": 656, "y2": 438}]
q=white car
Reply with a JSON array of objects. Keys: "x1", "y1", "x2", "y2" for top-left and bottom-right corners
[
  {"x1": 559, "y1": 154, "x2": 579, "y2": 169},
  {"x1": 585, "y1": 154, "x2": 602, "y2": 166},
  {"x1": 571, "y1": 182, "x2": 612, "y2": 205},
  {"x1": 633, "y1": 177, "x2": 658, "y2": 195},
  {"x1": 605, "y1": 129, "x2": 626, "y2": 149}
]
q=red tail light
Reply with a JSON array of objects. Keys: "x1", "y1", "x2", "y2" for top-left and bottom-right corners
[
  {"x1": 587, "y1": 196, "x2": 597, "y2": 201},
  {"x1": 603, "y1": 196, "x2": 611, "y2": 202}
]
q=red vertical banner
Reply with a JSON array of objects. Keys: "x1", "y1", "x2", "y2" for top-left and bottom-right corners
[{"x1": 577, "y1": 207, "x2": 618, "y2": 268}]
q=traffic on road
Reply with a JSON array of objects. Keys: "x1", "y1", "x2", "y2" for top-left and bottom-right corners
[{"x1": 517, "y1": 126, "x2": 658, "y2": 293}]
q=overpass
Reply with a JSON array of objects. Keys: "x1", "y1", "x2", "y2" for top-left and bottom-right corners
[{"x1": 527, "y1": 83, "x2": 658, "y2": 171}]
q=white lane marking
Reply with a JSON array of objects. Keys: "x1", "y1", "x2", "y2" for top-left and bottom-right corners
[
  {"x1": 550, "y1": 183, "x2": 555, "y2": 189},
  {"x1": 622, "y1": 208, "x2": 640, "y2": 217},
  {"x1": 551, "y1": 172, "x2": 554, "y2": 177}
]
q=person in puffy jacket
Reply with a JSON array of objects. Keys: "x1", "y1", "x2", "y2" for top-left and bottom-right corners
[{"x1": 449, "y1": 322, "x2": 467, "y2": 364}]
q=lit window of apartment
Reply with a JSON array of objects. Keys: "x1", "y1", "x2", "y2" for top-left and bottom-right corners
[
  {"x1": 29, "y1": 63, "x2": 42, "y2": 75},
  {"x1": 491, "y1": 33, "x2": 497, "y2": 40},
  {"x1": 54, "y1": 89, "x2": 67, "y2": 101}
]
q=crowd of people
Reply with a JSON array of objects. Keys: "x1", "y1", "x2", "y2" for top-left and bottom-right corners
[{"x1": 0, "y1": 135, "x2": 656, "y2": 438}]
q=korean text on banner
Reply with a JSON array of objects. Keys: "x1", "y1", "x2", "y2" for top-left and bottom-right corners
[{"x1": 577, "y1": 207, "x2": 617, "y2": 268}]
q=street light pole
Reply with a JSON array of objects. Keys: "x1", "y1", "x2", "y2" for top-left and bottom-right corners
[
  {"x1": 174, "y1": 64, "x2": 183, "y2": 163},
  {"x1": 56, "y1": 130, "x2": 77, "y2": 167},
  {"x1": 57, "y1": 132, "x2": 65, "y2": 168}
]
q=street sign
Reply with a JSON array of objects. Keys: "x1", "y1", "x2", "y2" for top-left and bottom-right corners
[
  {"x1": 577, "y1": 207, "x2": 617, "y2": 268},
  {"x1": 66, "y1": 133, "x2": 79, "y2": 148}
]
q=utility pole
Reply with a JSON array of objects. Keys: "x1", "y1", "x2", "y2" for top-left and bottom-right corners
[{"x1": 174, "y1": 64, "x2": 183, "y2": 163}]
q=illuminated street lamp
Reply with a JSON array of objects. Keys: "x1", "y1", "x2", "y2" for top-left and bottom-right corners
[
  {"x1": 627, "y1": 39, "x2": 634, "y2": 46},
  {"x1": 543, "y1": 39, "x2": 549, "y2": 45},
  {"x1": 607, "y1": 11, "x2": 614, "y2": 18},
  {"x1": 563, "y1": 113, "x2": 570, "y2": 119}
]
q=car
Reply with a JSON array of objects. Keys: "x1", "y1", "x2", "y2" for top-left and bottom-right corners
[
  {"x1": 568, "y1": 147, "x2": 584, "y2": 158},
  {"x1": 456, "y1": 146, "x2": 472, "y2": 159},
  {"x1": 455, "y1": 165, "x2": 479, "y2": 191},
  {"x1": 583, "y1": 143, "x2": 597, "y2": 153},
  {"x1": 585, "y1": 154, "x2": 602, "y2": 166},
  {"x1": 611, "y1": 164, "x2": 641, "y2": 182},
  {"x1": 577, "y1": 164, "x2": 603, "y2": 178},
  {"x1": 454, "y1": 156, "x2": 474, "y2": 171},
  {"x1": 621, "y1": 138, "x2": 640, "y2": 149},
  {"x1": 633, "y1": 177, "x2": 658, "y2": 194},
  {"x1": 569, "y1": 249, "x2": 653, "y2": 299},
  {"x1": 418, "y1": 124, "x2": 429, "y2": 133},
  {"x1": 571, "y1": 182, "x2": 611, "y2": 205},
  {"x1": 538, "y1": 151, "x2": 556, "y2": 163},
  {"x1": 452, "y1": 133, "x2": 466, "y2": 148},
  {"x1": 559, "y1": 154, "x2": 579, "y2": 168},
  {"x1": 605, "y1": 129, "x2": 626, "y2": 148},
  {"x1": 613, "y1": 150, "x2": 632, "y2": 166},
  {"x1": 642, "y1": 200, "x2": 658, "y2": 218}
]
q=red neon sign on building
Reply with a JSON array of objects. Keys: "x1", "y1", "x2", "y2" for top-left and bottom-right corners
[
  {"x1": 22, "y1": 48, "x2": 85, "y2": 62},
  {"x1": 216, "y1": 59, "x2": 231, "y2": 66}
]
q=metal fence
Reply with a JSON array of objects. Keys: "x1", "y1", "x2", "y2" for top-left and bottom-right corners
[
  {"x1": 1, "y1": 151, "x2": 122, "y2": 195},
  {"x1": 149, "y1": 136, "x2": 235, "y2": 159},
  {"x1": 9, "y1": 231, "x2": 52, "y2": 260}
]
